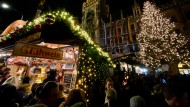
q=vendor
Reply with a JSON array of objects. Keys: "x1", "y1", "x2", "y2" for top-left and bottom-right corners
[
  {"x1": 0, "y1": 67, "x2": 11, "y2": 85},
  {"x1": 0, "y1": 65, "x2": 7, "y2": 76}
]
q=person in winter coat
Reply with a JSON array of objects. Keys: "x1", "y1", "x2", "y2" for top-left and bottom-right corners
[{"x1": 59, "y1": 88, "x2": 87, "y2": 107}]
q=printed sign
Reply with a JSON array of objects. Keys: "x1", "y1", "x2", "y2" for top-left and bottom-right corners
[{"x1": 13, "y1": 42, "x2": 63, "y2": 60}]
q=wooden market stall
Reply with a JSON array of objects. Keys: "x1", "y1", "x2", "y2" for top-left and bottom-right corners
[
  {"x1": 0, "y1": 9, "x2": 115, "y2": 98},
  {"x1": 1, "y1": 18, "x2": 81, "y2": 91}
]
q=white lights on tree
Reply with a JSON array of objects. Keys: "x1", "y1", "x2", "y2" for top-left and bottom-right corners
[{"x1": 137, "y1": 1, "x2": 189, "y2": 68}]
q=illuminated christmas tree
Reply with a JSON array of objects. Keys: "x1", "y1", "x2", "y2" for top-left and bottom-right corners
[{"x1": 138, "y1": 1, "x2": 189, "y2": 69}]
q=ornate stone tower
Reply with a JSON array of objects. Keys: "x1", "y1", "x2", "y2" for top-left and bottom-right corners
[
  {"x1": 35, "y1": 0, "x2": 46, "y2": 18},
  {"x1": 132, "y1": 0, "x2": 142, "y2": 32},
  {"x1": 132, "y1": 0, "x2": 141, "y2": 20},
  {"x1": 82, "y1": 0, "x2": 109, "y2": 44}
]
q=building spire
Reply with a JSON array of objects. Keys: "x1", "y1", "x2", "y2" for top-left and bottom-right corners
[
  {"x1": 134, "y1": 0, "x2": 137, "y2": 5},
  {"x1": 110, "y1": 14, "x2": 112, "y2": 23},
  {"x1": 120, "y1": 10, "x2": 123, "y2": 19},
  {"x1": 35, "y1": 0, "x2": 46, "y2": 18}
]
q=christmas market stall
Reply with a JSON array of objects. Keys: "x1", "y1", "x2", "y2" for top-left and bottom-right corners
[
  {"x1": 5, "y1": 41, "x2": 79, "y2": 89},
  {"x1": 0, "y1": 9, "x2": 115, "y2": 99}
]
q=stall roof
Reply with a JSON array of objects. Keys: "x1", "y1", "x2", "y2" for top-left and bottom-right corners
[
  {"x1": 113, "y1": 53, "x2": 145, "y2": 67},
  {"x1": 0, "y1": 9, "x2": 115, "y2": 68},
  {"x1": 0, "y1": 19, "x2": 81, "y2": 50},
  {"x1": 40, "y1": 21, "x2": 80, "y2": 45}
]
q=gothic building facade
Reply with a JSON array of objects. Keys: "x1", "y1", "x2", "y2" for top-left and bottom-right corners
[
  {"x1": 158, "y1": 0, "x2": 190, "y2": 37},
  {"x1": 82, "y1": 0, "x2": 190, "y2": 59},
  {"x1": 82, "y1": 0, "x2": 139, "y2": 59}
]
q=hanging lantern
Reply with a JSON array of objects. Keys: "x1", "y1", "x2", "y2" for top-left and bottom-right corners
[{"x1": 45, "y1": 15, "x2": 55, "y2": 25}]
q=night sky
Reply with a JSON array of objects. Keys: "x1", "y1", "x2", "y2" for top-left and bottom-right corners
[
  {"x1": 0, "y1": 0, "x2": 133, "y2": 30},
  {"x1": 0, "y1": 0, "x2": 167, "y2": 33}
]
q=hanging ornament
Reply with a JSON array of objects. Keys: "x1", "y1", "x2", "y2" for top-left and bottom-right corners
[
  {"x1": 45, "y1": 15, "x2": 55, "y2": 25},
  {"x1": 5, "y1": 34, "x2": 11, "y2": 39},
  {"x1": 10, "y1": 32, "x2": 16, "y2": 37},
  {"x1": 34, "y1": 24, "x2": 42, "y2": 31},
  {"x1": 18, "y1": 28, "x2": 25, "y2": 33}
]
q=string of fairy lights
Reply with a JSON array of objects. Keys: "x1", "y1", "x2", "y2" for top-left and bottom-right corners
[{"x1": 138, "y1": 1, "x2": 190, "y2": 68}]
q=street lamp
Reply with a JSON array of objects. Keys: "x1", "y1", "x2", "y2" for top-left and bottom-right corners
[
  {"x1": 0, "y1": 3, "x2": 23, "y2": 20},
  {"x1": 1, "y1": 3, "x2": 9, "y2": 9}
]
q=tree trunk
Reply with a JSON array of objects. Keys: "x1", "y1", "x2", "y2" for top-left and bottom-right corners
[{"x1": 169, "y1": 62, "x2": 179, "y2": 75}]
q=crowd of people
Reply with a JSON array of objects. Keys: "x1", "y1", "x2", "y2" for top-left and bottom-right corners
[{"x1": 0, "y1": 65, "x2": 190, "y2": 107}]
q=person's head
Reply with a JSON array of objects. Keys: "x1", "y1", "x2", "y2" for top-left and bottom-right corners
[
  {"x1": 65, "y1": 88, "x2": 86, "y2": 106},
  {"x1": 48, "y1": 70, "x2": 57, "y2": 78},
  {"x1": 22, "y1": 76, "x2": 30, "y2": 84},
  {"x1": 0, "y1": 84, "x2": 17, "y2": 103},
  {"x1": 163, "y1": 81, "x2": 189, "y2": 107},
  {"x1": 0, "y1": 65, "x2": 6, "y2": 71},
  {"x1": 40, "y1": 81, "x2": 59, "y2": 106},
  {"x1": 107, "y1": 88, "x2": 117, "y2": 101},
  {"x1": 2, "y1": 68, "x2": 11, "y2": 78},
  {"x1": 43, "y1": 70, "x2": 57, "y2": 83},
  {"x1": 130, "y1": 95, "x2": 146, "y2": 107},
  {"x1": 105, "y1": 78, "x2": 114, "y2": 90}
]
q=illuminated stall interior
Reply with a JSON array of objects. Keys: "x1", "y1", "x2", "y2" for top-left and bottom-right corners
[
  {"x1": 5, "y1": 42, "x2": 79, "y2": 91},
  {"x1": 178, "y1": 62, "x2": 190, "y2": 75},
  {"x1": 0, "y1": 17, "x2": 81, "y2": 91}
]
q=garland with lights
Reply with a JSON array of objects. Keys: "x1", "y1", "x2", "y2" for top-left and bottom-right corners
[
  {"x1": 0, "y1": 9, "x2": 116, "y2": 100},
  {"x1": 137, "y1": 1, "x2": 189, "y2": 69},
  {"x1": 0, "y1": 9, "x2": 114, "y2": 66}
]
